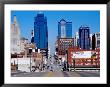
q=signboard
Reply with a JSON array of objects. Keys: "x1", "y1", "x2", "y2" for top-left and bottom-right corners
[
  {"x1": 71, "y1": 51, "x2": 92, "y2": 58},
  {"x1": 35, "y1": 53, "x2": 43, "y2": 61}
]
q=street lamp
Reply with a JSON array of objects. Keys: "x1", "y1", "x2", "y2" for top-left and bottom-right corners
[
  {"x1": 15, "y1": 52, "x2": 18, "y2": 70},
  {"x1": 17, "y1": 53, "x2": 18, "y2": 70}
]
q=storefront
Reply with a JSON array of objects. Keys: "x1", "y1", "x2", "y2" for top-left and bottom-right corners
[{"x1": 67, "y1": 47, "x2": 100, "y2": 68}]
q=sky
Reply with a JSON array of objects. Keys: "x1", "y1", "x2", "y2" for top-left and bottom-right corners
[{"x1": 11, "y1": 11, "x2": 100, "y2": 54}]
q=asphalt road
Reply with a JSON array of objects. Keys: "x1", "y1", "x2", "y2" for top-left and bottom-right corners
[
  {"x1": 11, "y1": 56, "x2": 100, "y2": 77},
  {"x1": 11, "y1": 71, "x2": 100, "y2": 77}
]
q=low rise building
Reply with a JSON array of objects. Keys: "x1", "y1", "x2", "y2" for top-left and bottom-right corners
[{"x1": 67, "y1": 47, "x2": 100, "y2": 68}]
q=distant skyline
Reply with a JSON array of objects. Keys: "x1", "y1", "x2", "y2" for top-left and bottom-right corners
[{"x1": 11, "y1": 11, "x2": 100, "y2": 54}]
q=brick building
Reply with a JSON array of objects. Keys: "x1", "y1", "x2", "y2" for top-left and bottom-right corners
[
  {"x1": 58, "y1": 38, "x2": 74, "y2": 56},
  {"x1": 67, "y1": 47, "x2": 100, "y2": 68}
]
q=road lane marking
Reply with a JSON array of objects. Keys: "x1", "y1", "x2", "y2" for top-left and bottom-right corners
[{"x1": 45, "y1": 72, "x2": 53, "y2": 77}]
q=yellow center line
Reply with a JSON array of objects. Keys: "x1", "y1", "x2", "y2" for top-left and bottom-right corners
[{"x1": 45, "y1": 71, "x2": 54, "y2": 77}]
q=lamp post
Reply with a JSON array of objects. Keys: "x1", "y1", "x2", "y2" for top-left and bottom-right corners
[
  {"x1": 17, "y1": 42, "x2": 20, "y2": 70},
  {"x1": 17, "y1": 53, "x2": 18, "y2": 70},
  {"x1": 15, "y1": 52, "x2": 18, "y2": 70}
]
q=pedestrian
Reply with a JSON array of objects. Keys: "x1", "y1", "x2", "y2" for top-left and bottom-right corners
[
  {"x1": 38, "y1": 64, "x2": 40, "y2": 70},
  {"x1": 50, "y1": 66, "x2": 53, "y2": 72}
]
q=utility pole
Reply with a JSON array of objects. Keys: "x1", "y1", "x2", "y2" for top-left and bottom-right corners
[
  {"x1": 73, "y1": 55, "x2": 75, "y2": 71},
  {"x1": 29, "y1": 48, "x2": 32, "y2": 72},
  {"x1": 15, "y1": 52, "x2": 18, "y2": 70},
  {"x1": 73, "y1": 59, "x2": 75, "y2": 71}
]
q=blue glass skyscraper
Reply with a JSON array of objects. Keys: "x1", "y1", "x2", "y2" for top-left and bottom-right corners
[
  {"x1": 58, "y1": 19, "x2": 72, "y2": 38},
  {"x1": 79, "y1": 25, "x2": 90, "y2": 50},
  {"x1": 34, "y1": 13, "x2": 48, "y2": 49}
]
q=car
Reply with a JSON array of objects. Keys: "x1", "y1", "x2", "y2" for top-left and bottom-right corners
[
  {"x1": 62, "y1": 68, "x2": 66, "y2": 71},
  {"x1": 47, "y1": 66, "x2": 49, "y2": 69},
  {"x1": 50, "y1": 69, "x2": 53, "y2": 72}
]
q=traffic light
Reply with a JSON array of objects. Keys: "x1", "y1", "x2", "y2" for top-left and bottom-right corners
[{"x1": 29, "y1": 48, "x2": 32, "y2": 54}]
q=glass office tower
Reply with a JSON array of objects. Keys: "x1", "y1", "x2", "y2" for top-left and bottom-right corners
[
  {"x1": 92, "y1": 34, "x2": 96, "y2": 50},
  {"x1": 34, "y1": 13, "x2": 48, "y2": 49},
  {"x1": 58, "y1": 19, "x2": 72, "y2": 38},
  {"x1": 79, "y1": 26, "x2": 90, "y2": 50}
]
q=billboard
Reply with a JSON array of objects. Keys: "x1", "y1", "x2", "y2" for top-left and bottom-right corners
[
  {"x1": 71, "y1": 51, "x2": 92, "y2": 58},
  {"x1": 35, "y1": 53, "x2": 43, "y2": 61}
]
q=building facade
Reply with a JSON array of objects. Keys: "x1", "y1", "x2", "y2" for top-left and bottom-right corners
[
  {"x1": 20, "y1": 37, "x2": 28, "y2": 53},
  {"x1": 58, "y1": 19, "x2": 72, "y2": 38},
  {"x1": 92, "y1": 33, "x2": 100, "y2": 50},
  {"x1": 11, "y1": 16, "x2": 21, "y2": 54},
  {"x1": 34, "y1": 13, "x2": 48, "y2": 49},
  {"x1": 90, "y1": 34, "x2": 92, "y2": 49},
  {"x1": 74, "y1": 32, "x2": 79, "y2": 47},
  {"x1": 95, "y1": 33, "x2": 100, "y2": 48},
  {"x1": 92, "y1": 34, "x2": 96, "y2": 50},
  {"x1": 58, "y1": 38, "x2": 74, "y2": 56},
  {"x1": 79, "y1": 26, "x2": 90, "y2": 50},
  {"x1": 67, "y1": 47, "x2": 100, "y2": 68},
  {"x1": 55, "y1": 39, "x2": 58, "y2": 56},
  {"x1": 31, "y1": 30, "x2": 34, "y2": 43}
]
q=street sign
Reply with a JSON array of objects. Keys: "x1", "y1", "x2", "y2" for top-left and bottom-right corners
[{"x1": 71, "y1": 51, "x2": 92, "y2": 58}]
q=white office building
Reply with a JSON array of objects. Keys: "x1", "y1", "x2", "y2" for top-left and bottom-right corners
[
  {"x1": 74, "y1": 32, "x2": 79, "y2": 47},
  {"x1": 20, "y1": 37, "x2": 28, "y2": 52},
  {"x1": 90, "y1": 34, "x2": 93, "y2": 49},
  {"x1": 11, "y1": 16, "x2": 21, "y2": 54},
  {"x1": 95, "y1": 33, "x2": 100, "y2": 48}
]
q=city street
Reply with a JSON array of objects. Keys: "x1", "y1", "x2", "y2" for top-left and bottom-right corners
[
  {"x1": 11, "y1": 71, "x2": 100, "y2": 77},
  {"x1": 10, "y1": 11, "x2": 101, "y2": 78},
  {"x1": 11, "y1": 56, "x2": 100, "y2": 77}
]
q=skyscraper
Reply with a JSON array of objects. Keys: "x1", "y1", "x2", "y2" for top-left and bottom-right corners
[
  {"x1": 79, "y1": 25, "x2": 90, "y2": 50},
  {"x1": 31, "y1": 30, "x2": 34, "y2": 43},
  {"x1": 90, "y1": 34, "x2": 93, "y2": 49},
  {"x1": 74, "y1": 32, "x2": 79, "y2": 47},
  {"x1": 58, "y1": 19, "x2": 72, "y2": 38},
  {"x1": 34, "y1": 13, "x2": 48, "y2": 49},
  {"x1": 92, "y1": 34, "x2": 96, "y2": 50},
  {"x1": 95, "y1": 33, "x2": 100, "y2": 48},
  {"x1": 11, "y1": 16, "x2": 21, "y2": 54},
  {"x1": 92, "y1": 33, "x2": 100, "y2": 50}
]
